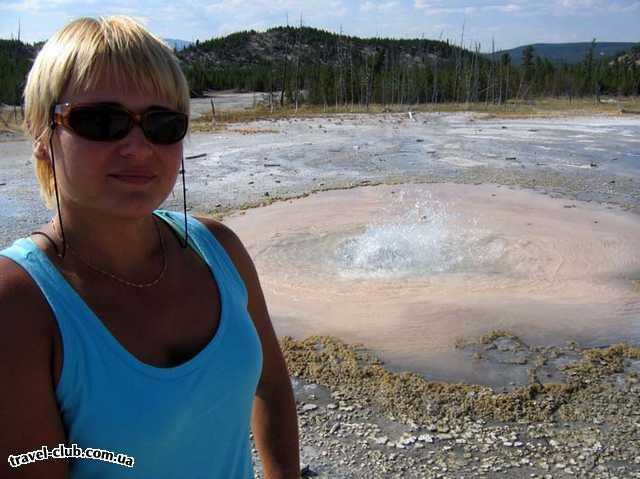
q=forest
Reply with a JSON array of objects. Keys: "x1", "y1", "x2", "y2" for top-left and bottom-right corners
[
  {"x1": 179, "y1": 27, "x2": 640, "y2": 109},
  {"x1": 0, "y1": 39, "x2": 36, "y2": 105},
  {"x1": 1, "y1": 26, "x2": 639, "y2": 108}
]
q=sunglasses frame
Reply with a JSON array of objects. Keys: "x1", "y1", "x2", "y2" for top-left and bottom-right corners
[{"x1": 51, "y1": 102, "x2": 189, "y2": 145}]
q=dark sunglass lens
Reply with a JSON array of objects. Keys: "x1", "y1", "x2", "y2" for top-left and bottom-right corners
[
  {"x1": 143, "y1": 111, "x2": 188, "y2": 144},
  {"x1": 68, "y1": 106, "x2": 131, "y2": 141}
]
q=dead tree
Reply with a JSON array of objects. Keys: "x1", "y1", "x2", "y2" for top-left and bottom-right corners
[
  {"x1": 453, "y1": 20, "x2": 465, "y2": 102},
  {"x1": 280, "y1": 29, "x2": 290, "y2": 108},
  {"x1": 293, "y1": 20, "x2": 302, "y2": 111}
]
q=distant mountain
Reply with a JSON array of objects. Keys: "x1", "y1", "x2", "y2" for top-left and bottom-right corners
[
  {"x1": 177, "y1": 26, "x2": 464, "y2": 71},
  {"x1": 163, "y1": 38, "x2": 192, "y2": 51},
  {"x1": 1, "y1": 31, "x2": 638, "y2": 105},
  {"x1": 490, "y1": 42, "x2": 637, "y2": 65}
]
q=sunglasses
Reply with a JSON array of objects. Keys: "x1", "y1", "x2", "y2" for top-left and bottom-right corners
[{"x1": 51, "y1": 102, "x2": 189, "y2": 145}]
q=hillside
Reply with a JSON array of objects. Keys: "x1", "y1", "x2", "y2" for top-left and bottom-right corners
[
  {"x1": 1, "y1": 29, "x2": 638, "y2": 106},
  {"x1": 177, "y1": 26, "x2": 464, "y2": 70},
  {"x1": 492, "y1": 42, "x2": 637, "y2": 65},
  {"x1": 176, "y1": 26, "x2": 482, "y2": 100}
]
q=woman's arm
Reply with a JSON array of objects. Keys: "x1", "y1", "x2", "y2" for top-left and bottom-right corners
[
  {"x1": 196, "y1": 219, "x2": 300, "y2": 479},
  {"x1": 0, "y1": 258, "x2": 70, "y2": 479}
]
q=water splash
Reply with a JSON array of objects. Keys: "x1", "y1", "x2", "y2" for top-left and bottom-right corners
[{"x1": 334, "y1": 192, "x2": 505, "y2": 279}]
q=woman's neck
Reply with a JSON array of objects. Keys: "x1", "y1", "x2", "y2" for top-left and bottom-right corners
[{"x1": 52, "y1": 206, "x2": 165, "y2": 282}]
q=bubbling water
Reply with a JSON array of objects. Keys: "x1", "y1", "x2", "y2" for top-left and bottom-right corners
[
  {"x1": 334, "y1": 192, "x2": 505, "y2": 279},
  {"x1": 224, "y1": 183, "x2": 640, "y2": 386}
]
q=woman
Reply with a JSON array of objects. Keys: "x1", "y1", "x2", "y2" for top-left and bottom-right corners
[{"x1": 0, "y1": 16, "x2": 299, "y2": 478}]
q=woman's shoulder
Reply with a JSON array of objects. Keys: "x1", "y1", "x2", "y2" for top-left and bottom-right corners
[
  {"x1": 193, "y1": 215, "x2": 239, "y2": 245},
  {"x1": 0, "y1": 255, "x2": 56, "y2": 338},
  {"x1": 0, "y1": 256, "x2": 68, "y2": 474},
  {"x1": 192, "y1": 215, "x2": 254, "y2": 279},
  {"x1": 157, "y1": 210, "x2": 241, "y2": 251}
]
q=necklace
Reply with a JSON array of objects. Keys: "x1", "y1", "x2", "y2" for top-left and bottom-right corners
[{"x1": 51, "y1": 216, "x2": 167, "y2": 288}]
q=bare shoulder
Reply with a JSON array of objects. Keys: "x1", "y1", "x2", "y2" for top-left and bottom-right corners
[
  {"x1": 0, "y1": 255, "x2": 54, "y2": 331},
  {"x1": 193, "y1": 216, "x2": 253, "y2": 273},
  {"x1": 194, "y1": 216, "x2": 240, "y2": 244},
  {"x1": 0, "y1": 255, "x2": 56, "y2": 372},
  {"x1": 0, "y1": 257, "x2": 69, "y2": 477}
]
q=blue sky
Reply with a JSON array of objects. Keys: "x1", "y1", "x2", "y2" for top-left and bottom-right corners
[{"x1": 0, "y1": 0, "x2": 638, "y2": 52}]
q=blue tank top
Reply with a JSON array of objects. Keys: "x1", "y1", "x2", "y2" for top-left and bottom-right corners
[{"x1": 0, "y1": 210, "x2": 263, "y2": 478}]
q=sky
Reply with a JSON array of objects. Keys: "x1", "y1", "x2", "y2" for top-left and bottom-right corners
[{"x1": 0, "y1": 0, "x2": 638, "y2": 52}]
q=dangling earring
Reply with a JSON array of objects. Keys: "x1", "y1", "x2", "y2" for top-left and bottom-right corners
[
  {"x1": 180, "y1": 155, "x2": 188, "y2": 248},
  {"x1": 49, "y1": 117, "x2": 67, "y2": 258}
]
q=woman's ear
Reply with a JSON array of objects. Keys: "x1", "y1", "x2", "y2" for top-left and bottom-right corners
[{"x1": 33, "y1": 140, "x2": 51, "y2": 164}]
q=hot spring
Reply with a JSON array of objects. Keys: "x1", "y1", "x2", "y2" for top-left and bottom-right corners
[{"x1": 224, "y1": 183, "x2": 640, "y2": 386}]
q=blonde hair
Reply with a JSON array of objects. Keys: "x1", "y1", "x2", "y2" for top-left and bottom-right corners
[{"x1": 23, "y1": 16, "x2": 191, "y2": 208}]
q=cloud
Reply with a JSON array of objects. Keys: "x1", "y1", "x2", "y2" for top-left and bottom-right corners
[
  {"x1": 488, "y1": 3, "x2": 522, "y2": 12},
  {"x1": 412, "y1": 0, "x2": 639, "y2": 18},
  {"x1": 130, "y1": 15, "x2": 150, "y2": 26},
  {"x1": 2, "y1": 0, "x2": 638, "y2": 48},
  {"x1": 549, "y1": 0, "x2": 640, "y2": 14},
  {"x1": 608, "y1": 0, "x2": 640, "y2": 11},
  {"x1": 413, "y1": 2, "x2": 477, "y2": 15},
  {"x1": 0, "y1": 0, "x2": 40, "y2": 12},
  {"x1": 0, "y1": 0, "x2": 96, "y2": 11},
  {"x1": 203, "y1": 0, "x2": 347, "y2": 22},
  {"x1": 413, "y1": 1, "x2": 523, "y2": 15},
  {"x1": 555, "y1": 0, "x2": 596, "y2": 7},
  {"x1": 360, "y1": 1, "x2": 398, "y2": 12}
]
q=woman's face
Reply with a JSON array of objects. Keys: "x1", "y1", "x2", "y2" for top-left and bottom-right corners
[{"x1": 48, "y1": 77, "x2": 184, "y2": 219}]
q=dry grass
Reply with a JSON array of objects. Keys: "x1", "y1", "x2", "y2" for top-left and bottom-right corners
[
  {"x1": 5, "y1": 96, "x2": 638, "y2": 137},
  {"x1": 189, "y1": 96, "x2": 640, "y2": 132},
  {"x1": 478, "y1": 96, "x2": 640, "y2": 119},
  {"x1": 0, "y1": 107, "x2": 25, "y2": 135}
]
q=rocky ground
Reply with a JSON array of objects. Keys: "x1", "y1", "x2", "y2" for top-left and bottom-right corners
[
  {"x1": 2, "y1": 110, "x2": 639, "y2": 478},
  {"x1": 251, "y1": 333, "x2": 640, "y2": 478}
]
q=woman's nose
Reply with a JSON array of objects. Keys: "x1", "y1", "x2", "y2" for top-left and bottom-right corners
[{"x1": 118, "y1": 123, "x2": 153, "y2": 156}]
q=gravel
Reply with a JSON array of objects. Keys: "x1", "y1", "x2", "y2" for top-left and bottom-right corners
[
  {"x1": 251, "y1": 334, "x2": 640, "y2": 478},
  {"x1": 2, "y1": 112, "x2": 639, "y2": 477}
]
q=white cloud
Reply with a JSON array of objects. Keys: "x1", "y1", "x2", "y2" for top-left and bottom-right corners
[
  {"x1": 2, "y1": 0, "x2": 638, "y2": 48},
  {"x1": 413, "y1": 2, "x2": 477, "y2": 15},
  {"x1": 204, "y1": 0, "x2": 347, "y2": 20},
  {"x1": 556, "y1": 0, "x2": 596, "y2": 7},
  {"x1": 204, "y1": 0, "x2": 242, "y2": 13},
  {"x1": 609, "y1": 0, "x2": 640, "y2": 11},
  {"x1": 489, "y1": 3, "x2": 522, "y2": 12},
  {"x1": 414, "y1": 1, "x2": 523, "y2": 15},
  {"x1": 360, "y1": 1, "x2": 398, "y2": 12},
  {"x1": 0, "y1": 0, "x2": 99, "y2": 13},
  {"x1": 0, "y1": 0, "x2": 40, "y2": 12},
  {"x1": 130, "y1": 15, "x2": 150, "y2": 26},
  {"x1": 549, "y1": 0, "x2": 640, "y2": 14}
]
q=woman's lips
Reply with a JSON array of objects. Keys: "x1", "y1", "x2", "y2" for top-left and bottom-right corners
[{"x1": 109, "y1": 174, "x2": 156, "y2": 185}]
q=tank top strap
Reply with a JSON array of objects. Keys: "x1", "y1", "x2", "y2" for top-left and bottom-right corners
[
  {"x1": 153, "y1": 210, "x2": 248, "y2": 306},
  {"x1": 0, "y1": 237, "x2": 90, "y2": 397},
  {"x1": 0, "y1": 237, "x2": 86, "y2": 325}
]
